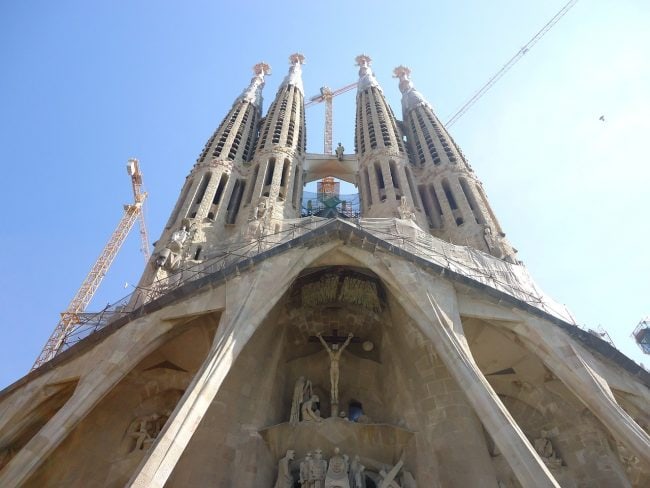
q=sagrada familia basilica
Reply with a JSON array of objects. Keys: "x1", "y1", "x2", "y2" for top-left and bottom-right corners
[{"x1": 0, "y1": 53, "x2": 648, "y2": 487}]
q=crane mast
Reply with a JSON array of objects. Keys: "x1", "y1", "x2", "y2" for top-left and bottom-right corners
[
  {"x1": 32, "y1": 159, "x2": 150, "y2": 370},
  {"x1": 305, "y1": 82, "x2": 357, "y2": 154}
]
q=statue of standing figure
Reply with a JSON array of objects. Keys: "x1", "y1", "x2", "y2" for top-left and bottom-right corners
[
  {"x1": 290, "y1": 376, "x2": 313, "y2": 424},
  {"x1": 335, "y1": 142, "x2": 345, "y2": 161},
  {"x1": 317, "y1": 332, "x2": 354, "y2": 405},
  {"x1": 300, "y1": 452, "x2": 313, "y2": 487},
  {"x1": 311, "y1": 449, "x2": 328, "y2": 488},
  {"x1": 274, "y1": 449, "x2": 296, "y2": 488},
  {"x1": 349, "y1": 455, "x2": 366, "y2": 488}
]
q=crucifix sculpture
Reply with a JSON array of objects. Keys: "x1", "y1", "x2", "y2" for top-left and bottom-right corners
[{"x1": 309, "y1": 329, "x2": 360, "y2": 415}]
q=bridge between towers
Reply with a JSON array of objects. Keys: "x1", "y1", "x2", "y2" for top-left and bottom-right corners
[{"x1": 303, "y1": 153, "x2": 359, "y2": 185}]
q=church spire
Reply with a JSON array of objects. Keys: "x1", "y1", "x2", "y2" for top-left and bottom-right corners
[
  {"x1": 245, "y1": 53, "x2": 307, "y2": 226},
  {"x1": 355, "y1": 54, "x2": 381, "y2": 91},
  {"x1": 196, "y1": 62, "x2": 270, "y2": 166},
  {"x1": 354, "y1": 55, "x2": 406, "y2": 157},
  {"x1": 279, "y1": 53, "x2": 305, "y2": 94},
  {"x1": 235, "y1": 62, "x2": 271, "y2": 110},
  {"x1": 255, "y1": 53, "x2": 306, "y2": 154},
  {"x1": 354, "y1": 55, "x2": 426, "y2": 227},
  {"x1": 394, "y1": 66, "x2": 517, "y2": 263}
]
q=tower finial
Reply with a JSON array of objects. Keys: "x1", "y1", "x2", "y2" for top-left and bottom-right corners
[
  {"x1": 393, "y1": 65, "x2": 429, "y2": 111},
  {"x1": 280, "y1": 53, "x2": 305, "y2": 93},
  {"x1": 355, "y1": 54, "x2": 380, "y2": 91},
  {"x1": 236, "y1": 61, "x2": 271, "y2": 108},
  {"x1": 289, "y1": 53, "x2": 305, "y2": 66},
  {"x1": 253, "y1": 62, "x2": 272, "y2": 77},
  {"x1": 355, "y1": 54, "x2": 372, "y2": 68},
  {"x1": 393, "y1": 65, "x2": 413, "y2": 94}
]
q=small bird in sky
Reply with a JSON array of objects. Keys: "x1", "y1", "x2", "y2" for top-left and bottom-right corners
[{"x1": 599, "y1": 115, "x2": 605, "y2": 122}]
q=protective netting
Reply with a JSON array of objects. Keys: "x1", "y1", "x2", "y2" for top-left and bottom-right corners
[
  {"x1": 56, "y1": 217, "x2": 577, "y2": 358},
  {"x1": 301, "y1": 191, "x2": 361, "y2": 218}
]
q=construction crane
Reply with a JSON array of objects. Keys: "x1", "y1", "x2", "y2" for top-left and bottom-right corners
[
  {"x1": 32, "y1": 159, "x2": 150, "y2": 370},
  {"x1": 305, "y1": 82, "x2": 357, "y2": 154},
  {"x1": 446, "y1": 0, "x2": 579, "y2": 127},
  {"x1": 633, "y1": 317, "x2": 650, "y2": 355}
]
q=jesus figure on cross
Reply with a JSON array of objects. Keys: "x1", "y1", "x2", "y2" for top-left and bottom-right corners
[{"x1": 316, "y1": 331, "x2": 354, "y2": 405}]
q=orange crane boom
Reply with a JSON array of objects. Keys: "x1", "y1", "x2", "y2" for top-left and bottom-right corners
[
  {"x1": 31, "y1": 159, "x2": 150, "y2": 369},
  {"x1": 305, "y1": 82, "x2": 357, "y2": 154}
]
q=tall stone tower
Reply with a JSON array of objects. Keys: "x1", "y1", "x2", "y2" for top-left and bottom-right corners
[
  {"x1": 1, "y1": 55, "x2": 649, "y2": 488},
  {"x1": 393, "y1": 65, "x2": 517, "y2": 262}
]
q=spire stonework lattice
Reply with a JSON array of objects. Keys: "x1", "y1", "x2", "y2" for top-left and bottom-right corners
[
  {"x1": 394, "y1": 66, "x2": 518, "y2": 263},
  {"x1": 354, "y1": 55, "x2": 426, "y2": 227}
]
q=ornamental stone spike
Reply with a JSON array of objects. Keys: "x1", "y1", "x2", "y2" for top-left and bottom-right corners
[
  {"x1": 393, "y1": 65, "x2": 429, "y2": 112},
  {"x1": 355, "y1": 54, "x2": 381, "y2": 92},
  {"x1": 279, "y1": 53, "x2": 305, "y2": 94},
  {"x1": 236, "y1": 62, "x2": 271, "y2": 109}
]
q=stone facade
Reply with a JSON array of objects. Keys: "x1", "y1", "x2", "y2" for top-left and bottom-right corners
[{"x1": 1, "y1": 55, "x2": 649, "y2": 487}]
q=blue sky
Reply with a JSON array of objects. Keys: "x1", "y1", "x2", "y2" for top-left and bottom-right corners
[{"x1": 1, "y1": 0, "x2": 648, "y2": 388}]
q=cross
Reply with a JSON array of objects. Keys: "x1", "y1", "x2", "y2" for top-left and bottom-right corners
[{"x1": 308, "y1": 329, "x2": 362, "y2": 345}]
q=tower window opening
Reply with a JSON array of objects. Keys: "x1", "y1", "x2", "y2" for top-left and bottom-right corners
[
  {"x1": 194, "y1": 173, "x2": 212, "y2": 205},
  {"x1": 258, "y1": 101, "x2": 275, "y2": 149},
  {"x1": 388, "y1": 160, "x2": 400, "y2": 189},
  {"x1": 170, "y1": 178, "x2": 193, "y2": 225},
  {"x1": 441, "y1": 178, "x2": 458, "y2": 210},
  {"x1": 272, "y1": 97, "x2": 289, "y2": 144},
  {"x1": 291, "y1": 166, "x2": 302, "y2": 206},
  {"x1": 374, "y1": 162, "x2": 385, "y2": 190},
  {"x1": 363, "y1": 167, "x2": 372, "y2": 207},
  {"x1": 298, "y1": 104, "x2": 306, "y2": 154},
  {"x1": 213, "y1": 108, "x2": 241, "y2": 158},
  {"x1": 264, "y1": 158, "x2": 275, "y2": 186},
  {"x1": 459, "y1": 177, "x2": 485, "y2": 224},
  {"x1": 405, "y1": 167, "x2": 419, "y2": 209},
  {"x1": 280, "y1": 159, "x2": 290, "y2": 187},
  {"x1": 428, "y1": 184, "x2": 444, "y2": 228},
  {"x1": 387, "y1": 103, "x2": 405, "y2": 152},
  {"x1": 246, "y1": 165, "x2": 259, "y2": 205},
  {"x1": 212, "y1": 173, "x2": 229, "y2": 206},
  {"x1": 226, "y1": 179, "x2": 246, "y2": 224},
  {"x1": 418, "y1": 185, "x2": 433, "y2": 227},
  {"x1": 194, "y1": 246, "x2": 202, "y2": 260}
]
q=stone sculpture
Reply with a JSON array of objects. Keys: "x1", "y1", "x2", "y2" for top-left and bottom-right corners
[
  {"x1": 400, "y1": 471, "x2": 416, "y2": 488},
  {"x1": 274, "y1": 449, "x2": 296, "y2": 488},
  {"x1": 300, "y1": 452, "x2": 313, "y2": 487},
  {"x1": 155, "y1": 226, "x2": 189, "y2": 269},
  {"x1": 127, "y1": 413, "x2": 162, "y2": 452},
  {"x1": 325, "y1": 446, "x2": 350, "y2": 488},
  {"x1": 312, "y1": 449, "x2": 328, "y2": 488},
  {"x1": 349, "y1": 455, "x2": 365, "y2": 488},
  {"x1": 317, "y1": 332, "x2": 354, "y2": 406},
  {"x1": 533, "y1": 434, "x2": 563, "y2": 469},
  {"x1": 253, "y1": 198, "x2": 268, "y2": 220},
  {"x1": 291, "y1": 376, "x2": 313, "y2": 424},
  {"x1": 301, "y1": 395, "x2": 323, "y2": 423},
  {"x1": 397, "y1": 196, "x2": 415, "y2": 221},
  {"x1": 378, "y1": 457, "x2": 404, "y2": 488},
  {"x1": 335, "y1": 143, "x2": 345, "y2": 161}
]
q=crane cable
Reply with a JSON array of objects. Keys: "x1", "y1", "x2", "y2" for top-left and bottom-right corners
[{"x1": 446, "y1": 0, "x2": 579, "y2": 127}]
